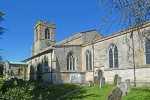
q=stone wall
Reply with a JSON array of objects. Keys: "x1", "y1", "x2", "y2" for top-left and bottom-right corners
[{"x1": 54, "y1": 45, "x2": 82, "y2": 72}]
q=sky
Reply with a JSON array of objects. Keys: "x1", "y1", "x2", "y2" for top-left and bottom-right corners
[{"x1": 0, "y1": 0, "x2": 118, "y2": 62}]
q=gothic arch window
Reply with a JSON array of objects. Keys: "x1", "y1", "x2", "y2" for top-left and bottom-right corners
[
  {"x1": 30, "y1": 65, "x2": 34, "y2": 73},
  {"x1": 146, "y1": 40, "x2": 150, "y2": 64},
  {"x1": 86, "y1": 50, "x2": 92, "y2": 70},
  {"x1": 44, "y1": 56, "x2": 48, "y2": 72},
  {"x1": 67, "y1": 52, "x2": 75, "y2": 71},
  {"x1": 45, "y1": 28, "x2": 50, "y2": 39},
  {"x1": 109, "y1": 44, "x2": 119, "y2": 68}
]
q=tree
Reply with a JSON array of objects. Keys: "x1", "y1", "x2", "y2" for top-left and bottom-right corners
[
  {"x1": 0, "y1": 11, "x2": 5, "y2": 37},
  {"x1": 97, "y1": 0, "x2": 150, "y2": 87}
]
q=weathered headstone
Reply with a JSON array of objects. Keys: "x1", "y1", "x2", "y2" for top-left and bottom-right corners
[
  {"x1": 106, "y1": 87, "x2": 122, "y2": 100},
  {"x1": 118, "y1": 82, "x2": 127, "y2": 96},
  {"x1": 113, "y1": 74, "x2": 118, "y2": 85},
  {"x1": 100, "y1": 77, "x2": 105, "y2": 89},
  {"x1": 94, "y1": 76, "x2": 98, "y2": 84},
  {"x1": 125, "y1": 79, "x2": 131, "y2": 93},
  {"x1": 89, "y1": 81, "x2": 93, "y2": 86},
  {"x1": 117, "y1": 77, "x2": 122, "y2": 85}
]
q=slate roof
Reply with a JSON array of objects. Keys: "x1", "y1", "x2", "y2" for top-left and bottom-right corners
[{"x1": 9, "y1": 61, "x2": 28, "y2": 65}]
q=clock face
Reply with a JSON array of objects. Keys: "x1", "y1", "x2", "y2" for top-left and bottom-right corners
[{"x1": 46, "y1": 42, "x2": 50, "y2": 46}]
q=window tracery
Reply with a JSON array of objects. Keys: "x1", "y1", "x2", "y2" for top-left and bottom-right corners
[
  {"x1": 67, "y1": 52, "x2": 75, "y2": 71},
  {"x1": 86, "y1": 50, "x2": 92, "y2": 70},
  {"x1": 109, "y1": 44, "x2": 119, "y2": 68}
]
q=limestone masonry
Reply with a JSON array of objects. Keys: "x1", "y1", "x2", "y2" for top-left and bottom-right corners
[{"x1": 4, "y1": 20, "x2": 150, "y2": 86}]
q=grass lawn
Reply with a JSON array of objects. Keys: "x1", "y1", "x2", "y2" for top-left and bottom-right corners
[
  {"x1": 2, "y1": 80, "x2": 150, "y2": 100},
  {"x1": 1, "y1": 80, "x2": 81, "y2": 100},
  {"x1": 61, "y1": 83, "x2": 150, "y2": 100},
  {"x1": 61, "y1": 83, "x2": 116, "y2": 100},
  {"x1": 0, "y1": 74, "x2": 3, "y2": 79},
  {"x1": 30, "y1": 82, "x2": 81, "y2": 100}
]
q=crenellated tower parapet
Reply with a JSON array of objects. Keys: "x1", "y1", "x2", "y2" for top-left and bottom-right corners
[
  {"x1": 34, "y1": 20, "x2": 55, "y2": 29},
  {"x1": 31, "y1": 20, "x2": 56, "y2": 57}
]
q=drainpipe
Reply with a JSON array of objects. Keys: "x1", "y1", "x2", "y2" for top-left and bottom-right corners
[
  {"x1": 131, "y1": 31, "x2": 136, "y2": 87},
  {"x1": 51, "y1": 48, "x2": 53, "y2": 84},
  {"x1": 92, "y1": 43, "x2": 94, "y2": 84}
]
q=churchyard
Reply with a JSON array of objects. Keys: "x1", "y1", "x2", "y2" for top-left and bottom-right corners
[
  {"x1": 0, "y1": 75, "x2": 150, "y2": 100},
  {"x1": 1, "y1": 76, "x2": 150, "y2": 100}
]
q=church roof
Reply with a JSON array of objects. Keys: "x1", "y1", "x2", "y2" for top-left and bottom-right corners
[{"x1": 9, "y1": 61, "x2": 28, "y2": 65}]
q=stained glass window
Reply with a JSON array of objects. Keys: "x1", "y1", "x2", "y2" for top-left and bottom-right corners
[
  {"x1": 109, "y1": 45, "x2": 119, "y2": 68},
  {"x1": 86, "y1": 51, "x2": 92, "y2": 70},
  {"x1": 146, "y1": 40, "x2": 150, "y2": 64},
  {"x1": 109, "y1": 48, "x2": 113, "y2": 68},
  {"x1": 114, "y1": 47, "x2": 118, "y2": 67}
]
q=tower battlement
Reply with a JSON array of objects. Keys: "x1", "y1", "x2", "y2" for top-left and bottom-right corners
[{"x1": 34, "y1": 20, "x2": 55, "y2": 29}]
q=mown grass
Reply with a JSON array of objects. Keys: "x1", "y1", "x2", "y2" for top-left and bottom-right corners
[
  {"x1": 0, "y1": 80, "x2": 81, "y2": 100},
  {"x1": 30, "y1": 82, "x2": 80, "y2": 100},
  {"x1": 122, "y1": 87, "x2": 150, "y2": 100},
  {"x1": 61, "y1": 83, "x2": 150, "y2": 100},
  {"x1": 61, "y1": 83, "x2": 115, "y2": 100},
  {"x1": 2, "y1": 80, "x2": 150, "y2": 100},
  {"x1": 0, "y1": 74, "x2": 3, "y2": 79}
]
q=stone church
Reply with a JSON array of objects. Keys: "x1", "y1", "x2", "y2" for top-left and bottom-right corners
[{"x1": 4, "y1": 20, "x2": 150, "y2": 86}]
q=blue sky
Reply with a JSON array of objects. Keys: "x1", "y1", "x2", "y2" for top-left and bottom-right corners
[{"x1": 0, "y1": 0, "x2": 118, "y2": 62}]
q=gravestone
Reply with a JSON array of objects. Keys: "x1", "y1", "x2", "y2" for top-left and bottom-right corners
[
  {"x1": 118, "y1": 82, "x2": 127, "y2": 96},
  {"x1": 106, "y1": 87, "x2": 122, "y2": 100},
  {"x1": 100, "y1": 77, "x2": 105, "y2": 89},
  {"x1": 117, "y1": 77, "x2": 122, "y2": 85},
  {"x1": 113, "y1": 74, "x2": 118, "y2": 85},
  {"x1": 125, "y1": 79, "x2": 131, "y2": 93},
  {"x1": 94, "y1": 76, "x2": 98, "y2": 84},
  {"x1": 89, "y1": 81, "x2": 93, "y2": 86}
]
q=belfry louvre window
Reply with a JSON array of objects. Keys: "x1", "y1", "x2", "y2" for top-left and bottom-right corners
[
  {"x1": 146, "y1": 40, "x2": 150, "y2": 64},
  {"x1": 109, "y1": 45, "x2": 119, "y2": 68},
  {"x1": 67, "y1": 52, "x2": 75, "y2": 71},
  {"x1": 36, "y1": 29, "x2": 38, "y2": 41},
  {"x1": 45, "y1": 28, "x2": 50, "y2": 39},
  {"x1": 86, "y1": 51, "x2": 92, "y2": 70}
]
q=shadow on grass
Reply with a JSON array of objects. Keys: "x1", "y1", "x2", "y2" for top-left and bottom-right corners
[{"x1": 61, "y1": 89, "x2": 95, "y2": 100}]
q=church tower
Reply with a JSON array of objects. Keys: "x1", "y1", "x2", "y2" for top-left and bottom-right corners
[{"x1": 31, "y1": 20, "x2": 56, "y2": 56}]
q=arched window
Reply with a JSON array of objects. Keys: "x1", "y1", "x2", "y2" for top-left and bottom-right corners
[
  {"x1": 45, "y1": 28, "x2": 50, "y2": 39},
  {"x1": 30, "y1": 65, "x2": 34, "y2": 73},
  {"x1": 36, "y1": 29, "x2": 38, "y2": 41},
  {"x1": 86, "y1": 51, "x2": 92, "y2": 70},
  {"x1": 44, "y1": 56, "x2": 48, "y2": 72},
  {"x1": 109, "y1": 44, "x2": 119, "y2": 68},
  {"x1": 67, "y1": 52, "x2": 75, "y2": 71},
  {"x1": 146, "y1": 40, "x2": 150, "y2": 64}
]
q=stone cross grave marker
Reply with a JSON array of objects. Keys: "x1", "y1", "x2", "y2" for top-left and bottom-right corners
[
  {"x1": 118, "y1": 82, "x2": 127, "y2": 96},
  {"x1": 125, "y1": 79, "x2": 131, "y2": 93},
  {"x1": 100, "y1": 77, "x2": 105, "y2": 89},
  {"x1": 106, "y1": 87, "x2": 122, "y2": 100},
  {"x1": 117, "y1": 77, "x2": 122, "y2": 85}
]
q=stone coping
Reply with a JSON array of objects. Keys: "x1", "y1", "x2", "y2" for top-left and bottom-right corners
[
  {"x1": 104, "y1": 66, "x2": 150, "y2": 71},
  {"x1": 29, "y1": 72, "x2": 86, "y2": 74}
]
